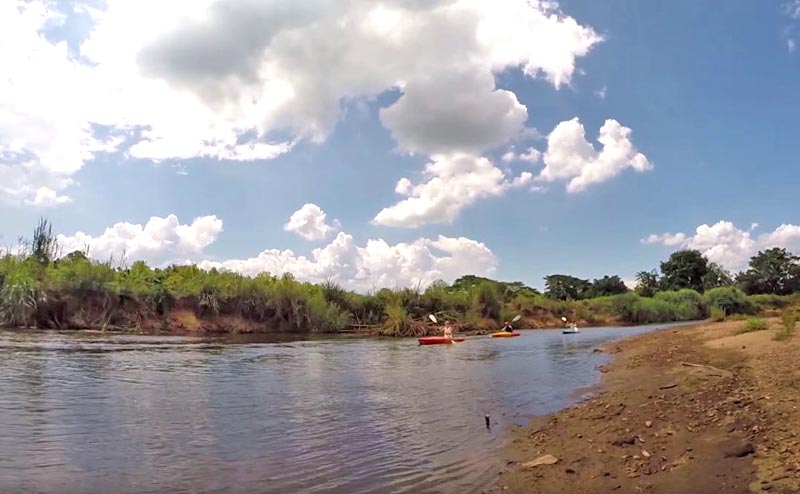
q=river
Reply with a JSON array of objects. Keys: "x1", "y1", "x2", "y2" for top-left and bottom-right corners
[{"x1": 0, "y1": 324, "x2": 676, "y2": 494}]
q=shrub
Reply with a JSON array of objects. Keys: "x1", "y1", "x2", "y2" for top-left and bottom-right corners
[
  {"x1": 473, "y1": 282, "x2": 501, "y2": 320},
  {"x1": 739, "y1": 317, "x2": 769, "y2": 333},
  {"x1": 710, "y1": 306, "x2": 726, "y2": 322},
  {"x1": 704, "y1": 286, "x2": 754, "y2": 316},
  {"x1": 775, "y1": 311, "x2": 797, "y2": 341}
]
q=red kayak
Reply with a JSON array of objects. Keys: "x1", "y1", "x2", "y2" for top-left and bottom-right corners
[{"x1": 418, "y1": 337, "x2": 465, "y2": 346}]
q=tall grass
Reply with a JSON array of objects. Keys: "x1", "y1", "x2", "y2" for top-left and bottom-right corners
[{"x1": 774, "y1": 311, "x2": 797, "y2": 341}]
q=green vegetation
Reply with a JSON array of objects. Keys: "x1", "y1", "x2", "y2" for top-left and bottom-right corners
[
  {"x1": 704, "y1": 286, "x2": 754, "y2": 317},
  {"x1": 739, "y1": 317, "x2": 769, "y2": 334},
  {"x1": 774, "y1": 311, "x2": 797, "y2": 341},
  {"x1": 2, "y1": 219, "x2": 800, "y2": 335}
]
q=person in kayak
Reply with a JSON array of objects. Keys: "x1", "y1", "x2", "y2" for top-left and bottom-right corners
[
  {"x1": 443, "y1": 322, "x2": 455, "y2": 340},
  {"x1": 502, "y1": 320, "x2": 514, "y2": 333}
]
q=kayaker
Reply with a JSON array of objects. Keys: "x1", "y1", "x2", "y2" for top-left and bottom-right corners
[
  {"x1": 443, "y1": 322, "x2": 454, "y2": 340},
  {"x1": 502, "y1": 321, "x2": 513, "y2": 333}
]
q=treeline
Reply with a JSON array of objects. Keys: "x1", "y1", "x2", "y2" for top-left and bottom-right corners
[{"x1": 0, "y1": 220, "x2": 797, "y2": 335}]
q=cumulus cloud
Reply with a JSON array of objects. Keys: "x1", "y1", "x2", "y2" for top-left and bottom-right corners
[
  {"x1": 26, "y1": 187, "x2": 72, "y2": 207},
  {"x1": 2, "y1": 0, "x2": 601, "y2": 205},
  {"x1": 379, "y1": 69, "x2": 528, "y2": 155},
  {"x1": 641, "y1": 232, "x2": 687, "y2": 247},
  {"x1": 284, "y1": 203, "x2": 339, "y2": 241},
  {"x1": 199, "y1": 232, "x2": 497, "y2": 292},
  {"x1": 539, "y1": 118, "x2": 652, "y2": 193},
  {"x1": 641, "y1": 220, "x2": 800, "y2": 271},
  {"x1": 57, "y1": 214, "x2": 223, "y2": 266},
  {"x1": 373, "y1": 153, "x2": 530, "y2": 228},
  {"x1": 54, "y1": 212, "x2": 497, "y2": 291}
]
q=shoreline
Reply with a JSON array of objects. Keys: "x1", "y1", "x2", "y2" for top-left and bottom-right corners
[
  {"x1": 496, "y1": 319, "x2": 800, "y2": 494},
  {"x1": 0, "y1": 319, "x2": 696, "y2": 339}
]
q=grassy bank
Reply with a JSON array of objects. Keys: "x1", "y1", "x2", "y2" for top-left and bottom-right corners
[
  {"x1": 2, "y1": 250, "x2": 797, "y2": 335},
  {"x1": 2, "y1": 220, "x2": 798, "y2": 335}
]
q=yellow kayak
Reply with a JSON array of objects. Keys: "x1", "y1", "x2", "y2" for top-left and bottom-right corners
[{"x1": 490, "y1": 332, "x2": 520, "y2": 338}]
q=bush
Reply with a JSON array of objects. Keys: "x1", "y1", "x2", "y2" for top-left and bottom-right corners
[
  {"x1": 653, "y1": 289, "x2": 707, "y2": 320},
  {"x1": 704, "y1": 286, "x2": 754, "y2": 316},
  {"x1": 740, "y1": 317, "x2": 769, "y2": 333},
  {"x1": 710, "y1": 306, "x2": 726, "y2": 322},
  {"x1": 775, "y1": 311, "x2": 797, "y2": 341},
  {"x1": 748, "y1": 294, "x2": 794, "y2": 312}
]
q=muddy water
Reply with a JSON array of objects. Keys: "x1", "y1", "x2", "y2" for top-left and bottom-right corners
[{"x1": 0, "y1": 324, "x2": 673, "y2": 494}]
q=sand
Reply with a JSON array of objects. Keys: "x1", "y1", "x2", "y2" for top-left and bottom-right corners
[{"x1": 496, "y1": 319, "x2": 800, "y2": 494}]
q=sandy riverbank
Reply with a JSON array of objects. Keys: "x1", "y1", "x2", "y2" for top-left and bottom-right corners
[{"x1": 497, "y1": 319, "x2": 800, "y2": 494}]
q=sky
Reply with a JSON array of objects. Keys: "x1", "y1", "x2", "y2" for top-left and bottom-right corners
[{"x1": 2, "y1": 0, "x2": 800, "y2": 291}]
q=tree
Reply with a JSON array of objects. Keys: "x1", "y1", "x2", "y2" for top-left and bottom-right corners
[
  {"x1": 702, "y1": 262, "x2": 733, "y2": 291},
  {"x1": 634, "y1": 270, "x2": 659, "y2": 297},
  {"x1": 544, "y1": 274, "x2": 590, "y2": 301},
  {"x1": 737, "y1": 248, "x2": 800, "y2": 295},
  {"x1": 586, "y1": 275, "x2": 628, "y2": 298},
  {"x1": 659, "y1": 250, "x2": 708, "y2": 292}
]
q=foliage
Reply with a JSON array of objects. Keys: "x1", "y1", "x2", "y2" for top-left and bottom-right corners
[
  {"x1": 704, "y1": 286, "x2": 754, "y2": 316},
  {"x1": 659, "y1": 250, "x2": 708, "y2": 293},
  {"x1": 6, "y1": 219, "x2": 800, "y2": 335},
  {"x1": 702, "y1": 263, "x2": 734, "y2": 291},
  {"x1": 544, "y1": 274, "x2": 590, "y2": 301},
  {"x1": 634, "y1": 270, "x2": 659, "y2": 297},
  {"x1": 585, "y1": 275, "x2": 629, "y2": 298},
  {"x1": 775, "y1": 311, "x2": 797, "y2": 341},
  {"x1": 737, "y1": 248, "x2": 800, "y2": 295},
  {"x1": 710, "y1": 306, "x2": 726, "y2": 322},
  {"x1": 739, "y1": 317, "x2": 769, "y2": 333},
  {"x1": 472, "y1": 282, "x2": 501, "y2": 320},
  {"x1": 31, "y1": 218, "x2": 60, "y2": 266}
]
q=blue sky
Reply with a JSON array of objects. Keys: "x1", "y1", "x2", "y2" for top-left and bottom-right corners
[{"x1": 2, "y1": 0, "x2": 799, "y2": 290}]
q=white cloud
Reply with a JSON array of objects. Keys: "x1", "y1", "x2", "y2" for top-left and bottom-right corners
[
  {"x1": 2, "y1": 0, "x2": 601, "y2": 206},
  {"x1": 372, "y1": 153, "x2": 530, "y2": 228},
  {"x1": 641, "y1": 220, "x2": 800, "y2": 271},
  {"x1": 786, "y1": 0, "x2": 800, "y2": 19},
  {"x1": 789, "y1": 38, "x2": 797, "y2": 53},
  {"x1": 199, "y1": 232, "x2": 497, "y2": 292},
  {"x1": 57, "y1": 214, "x2": 223, "y2": 266},
  {"x1": 379, "y1": 69, "x2": 528, "y2": 155},
  {"x1": 539, "y1": 118, "x2": 652, "y2": 193},
  {"x1": 501, "y1": 150, "x2": 516, "y2": 163},
  {"x1": 519, "y1": 147, "x2": 542, "y2": 163},
  {"x1": 284, "y1": 203, "x2": 339, "y2": 241},
  {"x1": 594, "y1": 86, "x2": 607, "y2": 99},
  {"x1": 25, "y1": 187, "x2": 72, "y2": 207},
  {"x1": 641, "y1": 232, "x2": 687, "y2": 247},
  {"x1": 55, "y1": 212, "x2": 498, "y2": 291}
]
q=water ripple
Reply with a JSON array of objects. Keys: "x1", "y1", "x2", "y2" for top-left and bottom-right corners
[{"x1": 0, "y1": 324, "x2": 680, "y2": 493}]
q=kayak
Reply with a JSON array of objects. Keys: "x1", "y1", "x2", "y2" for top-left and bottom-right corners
[
  {"x1": 562, "y1": 330, "x2": 580, "y2": 335},
  {"x1": 490, "y1": 332, "x2": 520, "y2": 338},
  {"x1": 418, "y1": 337, "x2": 465, "y2": 345}
]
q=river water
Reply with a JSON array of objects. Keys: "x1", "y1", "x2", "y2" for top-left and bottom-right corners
[{"x1": 0, "y1": 324, "x2": 673, "y2": 494}]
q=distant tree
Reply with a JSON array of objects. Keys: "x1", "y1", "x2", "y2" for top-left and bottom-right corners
[
  {"x1": 634, "y1": 270, "x2": 659, "y2": 297},
  {"x1": 737, "y1": 248, "x2": 800, "y2": 295},
  {"x1": 659, "y1": 250, "x2": 708, "y2": 292},
  {"x1": 702, "y1": 262, "x2": 734, "y2": 291},
  {"x1": 586, "y1": 275, "x2": 628, "y2": 298},
  {"x1": 544, "y1": 274, "x2": 590, "y2": 301}
]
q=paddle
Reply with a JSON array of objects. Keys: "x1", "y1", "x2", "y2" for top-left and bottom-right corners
[{"x1": 429, "y1": 314, "x2": 456, "y2": 341}]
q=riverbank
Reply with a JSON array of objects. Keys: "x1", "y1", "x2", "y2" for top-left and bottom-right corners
[{"x1": 498, "y1": 319, "x2": 800, "y2": 494}]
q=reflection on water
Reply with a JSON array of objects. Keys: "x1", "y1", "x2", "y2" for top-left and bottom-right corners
[{"x1": 0, "y1": 324, "x2": 681, "y2": 494}]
